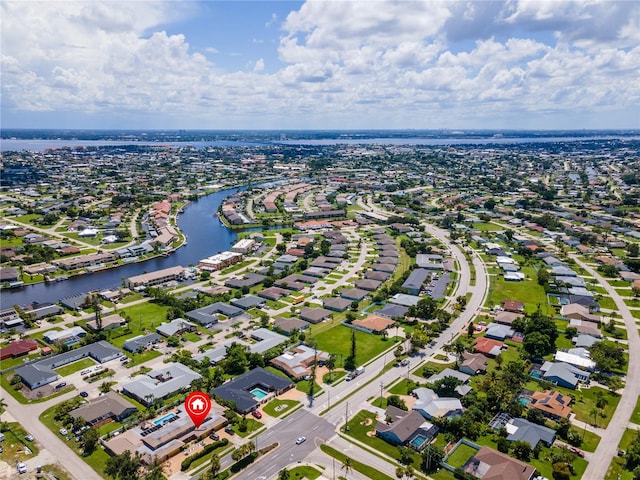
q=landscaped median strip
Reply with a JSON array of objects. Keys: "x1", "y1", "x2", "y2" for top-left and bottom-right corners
[{"x1": 320, "y1": 444, "x2": 397, "y2": 480}]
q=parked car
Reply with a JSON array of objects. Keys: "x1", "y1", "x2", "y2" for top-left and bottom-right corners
[
  {"x1": 79, "y1": 391, "x2": 88, "y2": 398},
  {"x1": 55, "y1": 382, "x2": 67, "y2": 389},
  {"x1": 224, "y1": 426, "x2": 235, "y2": 435},
  {"x1": 295, "y1": 436, "x2": 306, "y2": 445},
  {"x1": 208, "y1": 432, "x2": 219, "y2": 441},
  {"x1": 25, "y1": 435, "x2": 34, "y2": 442},
  {"x1": 59, "y1": 428, "x2": 67, "y2": 435},
  {"x1": 251, "y1": 410, "x2": 262, "y2": 419},
  {"x1": 17, "y1": 462, "x2": 27, "y2": 474}
]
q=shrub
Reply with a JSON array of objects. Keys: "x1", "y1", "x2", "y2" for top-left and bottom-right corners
[{"x1": 181, "y1": 439, "x2": 229, "y2": 471}]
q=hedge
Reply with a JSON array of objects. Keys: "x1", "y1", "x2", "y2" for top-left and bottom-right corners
[{"x1": 181, "y1": 438, "x2": 229, "y2": 471}]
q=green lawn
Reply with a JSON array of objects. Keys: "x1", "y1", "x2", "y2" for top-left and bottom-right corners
[
  {"x1": 287, "y1": 465, "x2": 322, "y2": 480},
  {"x1": 0, "y1": 422, "x2": 40, "y2": 465},
  {"x1": 605, "y1": 429, "x2": 639, "y2": 480},
  {"x1": 597, "y1": 296, "x2": 617, "y2": 311},
  {"x1": 474, "y1": 222, "x2": 504, "y2": 232},
  {"x1": 119, "y1": 301, "x2": 171, "y2": 330},
  {"x1": 234, "y1": 418, "x2": 262, "y2": 438},
  {"x1": 320, "y1": 444, "x2": 395, "y2": 480},
  {"x1": 54, "y1": 358, "x2": 96, "y2": 377},
  {"x1": 630, "y1": 396, "x2": 640, "y2": 425},
  {"x1": 345, "y1": 410, "x2": 421, "y2": 466},
  {"x1": 445, "y1": 443, "x2": 478, "y2": 469},
  {"x1": 486, "y1": 266, "x2": 550, "y2": 314},
  {"x1": 39, "y1": 401, "x2": 116, "y2": 476},
  {"x1": 262, "y1": 399, "x2": 299, "y2": 418},
  {"x1": 313, "y1": 325, "x2": 391, "y2": 367}
]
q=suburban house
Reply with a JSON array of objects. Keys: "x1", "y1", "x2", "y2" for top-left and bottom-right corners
[
  {"x1": 351, "y1": 314, "x2": 395, "y2": 334},
  {"x1": 70, "y1": 392, "x2": 138, "y2": 427},
  {"x1": 505, "y1": 417, "x2": 556, "y2": 448},
  {"x1": 230, "y1": 294, "x2": 266, "y2": 310},
  {"x1": 270, "y1": 345, "x2": 330, "y2": 379},
  {"x1": 212, "y1": 367, "x2": 293, "y2": 413},
  {"x1": 561, "y1": 303, "x2": 601, "y2": 323},
  {"x1": 122, "y1": 363, "x2": 201, "y2": 406},
  {"x1": 186, "y1": 302, "x2": 244, "y2": 325},
  {"x1": 459, "y1": 353, "x2": 488, "y2": 376},
  {"x1": 376, "y1": 406, "x2": 439, "y2": 450},
  {"x1": 123, "y1": 333, "x2": 162, "y2": 353},
  {"x1": 539, "y1": 361, "x2": 591, "y2": 389},
  {"x1": 402, "y1": 268, "x2": 430, "y2": 295},
  {"x1": 0, "y1": 339, "x2": 38, "y2": 361},
  {"x1": 322, "y1": 297, "x2": 352, "y2": 312},
  {"x1": 156, "y1": 318, "x2": 197, "y2": 337},
  {"x1": 474, "y1": 337, "x2": 505, "y2": 357},
  {"x1": 501, "y1": 300, "x2": 525, "y2": 313},
  {"x1": 299, "y1": 307, "x2": 333, "y2": 324},
  {"x1": 273, "y1": 317, "x2": 309, "y2": 335},
  {"x1": 412, "y1": 387, "x2": 463, "y2": 420},
  {"x1": 529, "y1": 390, "x2": 572, "y2": 420},
  {"x1": 463, "y1": 446, "x2": 536, "y2": 480}
]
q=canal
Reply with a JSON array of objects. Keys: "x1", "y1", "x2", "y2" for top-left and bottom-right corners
[{"x1": 2, "y1": 186, "x2": 246, "y2": 307}]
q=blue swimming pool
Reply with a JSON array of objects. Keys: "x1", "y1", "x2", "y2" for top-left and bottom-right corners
[
  {"x1": 518, "y1": 397, "x2": 531, "y2": 406},
  {"x1": 154, "y1": 413, "x2": 176, "y2": 425},
  {"x1": 410, "y1": 435, "x2": 427, "y2": 449},
  {"x1": 250, "y1": 388, "x2": 269, "y2": 400}
]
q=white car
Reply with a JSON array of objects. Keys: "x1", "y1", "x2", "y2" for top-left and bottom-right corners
[
  {"x1": 17, "y1": 462, "x2": 27, "y2": 474},
  {"x1": 59, "y1": 428, "x2": 67, "y2": 436},
  {"x1": 295, "y1": 436, "x2": 306, "y2": 445}
]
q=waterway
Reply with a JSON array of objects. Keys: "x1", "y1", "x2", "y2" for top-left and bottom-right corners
[{"x1": 1, "y1": 187, "x2": 245, "y2": 307}]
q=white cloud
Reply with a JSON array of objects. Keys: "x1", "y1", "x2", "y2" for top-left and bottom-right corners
[
  {"x1": 254, "y1": 59, "x2": 265, "y2": 72},
  {"x1": 1, "y1": 0, "x2": 638, "y2": 129}
]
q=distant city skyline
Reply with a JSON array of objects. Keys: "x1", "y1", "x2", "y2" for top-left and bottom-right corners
[{"x1": 1, "y1": 1, "x2": 639, "y2": 130}]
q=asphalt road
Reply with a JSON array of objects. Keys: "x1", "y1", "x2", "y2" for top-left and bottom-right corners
[
  {"x1": 571, "y1": 256, "x2": 640, "y2": 480},
  {"x1": 192, "y1": 409, "x2": 335, "y2": 480}
]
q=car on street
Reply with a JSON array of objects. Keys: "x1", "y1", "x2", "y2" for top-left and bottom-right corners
[
  {"x1": 25, "y1": 435, "x2": 34, "y2": 442},
  {"x1": 251, "y1": 410, "x2": 262, "y2": 419},
  {"x1": 17, "y1": 462, "x2": 27, "y2": 474},
  {"x1": 295, "y1": 436, "x2": 306, "y2": 444},
  {"x1": 79, "y1": 391, "x2": 88, "y2": 398}
]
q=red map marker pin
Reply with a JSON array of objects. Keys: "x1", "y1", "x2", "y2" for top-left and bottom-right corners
[{"x1": 185, "y1": 391, "x2": 212, "y2": 428}]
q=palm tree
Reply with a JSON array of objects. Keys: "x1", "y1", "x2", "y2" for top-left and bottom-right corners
[
  {"x1": 341, "y1": 457, "x2": 353, "y2": 478},
  {"x1": 209, "y1": 454, "x2": 221, "y2": 478},
  {"x1": 0, "y1": 398, "x2": 7, "y2": 415},
  {"x1": 278, "y1": 468, "x2": 290, "y2": 480}
]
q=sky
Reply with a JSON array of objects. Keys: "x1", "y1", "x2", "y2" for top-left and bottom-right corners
[{"x1": 1, "y1": 0, "x2": 639, "y2": 130}]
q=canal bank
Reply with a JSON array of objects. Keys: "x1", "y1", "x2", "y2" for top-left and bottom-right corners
[{"x1": 2, "y1": 186, "x2": 249, "y2": 307}]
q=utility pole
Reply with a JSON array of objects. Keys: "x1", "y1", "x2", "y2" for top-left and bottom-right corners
[{"x1": 379, "y1": 381, "x2": 384, "y2": 407}]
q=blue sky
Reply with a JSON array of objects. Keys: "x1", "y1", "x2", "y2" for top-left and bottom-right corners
[{"x1": 1, "y1": 1, "x2": 639, "y2": 130}]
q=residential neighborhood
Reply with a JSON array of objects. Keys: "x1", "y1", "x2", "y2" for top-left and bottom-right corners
[{"x1": 1, "y1": 133, "x2": 639, "y2": 480}]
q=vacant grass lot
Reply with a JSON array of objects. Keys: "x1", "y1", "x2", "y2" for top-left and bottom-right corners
[
  {"x1": 486, "y1": 266, "x2": 549, "y2": 314},
  {"x1": 313, "y1": 325, "x2": 392, "y2": 368}
]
